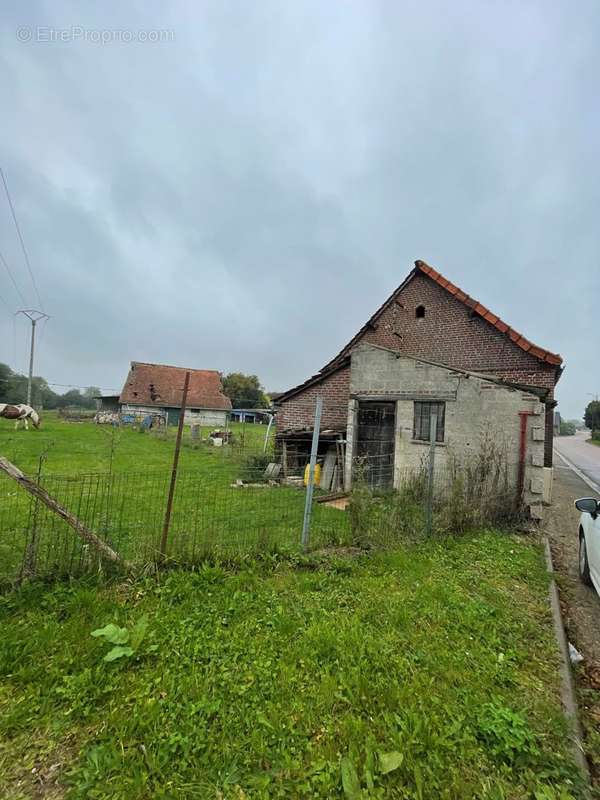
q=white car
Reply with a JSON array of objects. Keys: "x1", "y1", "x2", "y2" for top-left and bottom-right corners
[{"x1": 576, "y1": 497, "x2": 600, "y2": 593}]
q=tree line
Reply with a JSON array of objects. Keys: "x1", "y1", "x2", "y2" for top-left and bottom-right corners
[
  {"x1": 585, "y1": 400, "x2": 600, "y2": 440},
  {"x1": 0, "y1": 363, "x2": 100, "y2": 410}
]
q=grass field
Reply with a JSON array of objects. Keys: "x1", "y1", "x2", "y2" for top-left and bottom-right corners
[
  {"x1": 0, "y1": 414, "x2": 348, "y2": 586},
  {"x1": 0, "y1": 412, "x2": 272, "y2": 475},
  {"x1": 0, "y1": 532, "x2": 585, "y2": 799}
]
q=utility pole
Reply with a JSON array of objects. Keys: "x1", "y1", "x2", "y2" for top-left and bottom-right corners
[{"x1": 16, "y1": 310, "x2": 49, "y2": 406}]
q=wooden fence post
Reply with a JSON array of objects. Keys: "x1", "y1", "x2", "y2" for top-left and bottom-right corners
[
  {"x1": 0, "y1": 457, "x2": 129, "y2": 568},
  {"x1": 159, "y1": 370, "x2": 190, "y2": 561}
]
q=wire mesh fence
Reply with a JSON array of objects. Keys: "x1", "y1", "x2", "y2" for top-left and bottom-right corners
[
  {"x1": 0, "y1": 457, "x2": 352, "y2": 588},
  {"x1": 0, "y1": 397, "x2": 526, "y2": 588}
]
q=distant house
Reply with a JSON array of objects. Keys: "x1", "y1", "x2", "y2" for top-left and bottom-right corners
[
  {"x1": 94, "y1": 394, "x2": 120, "y2": 413},
  {"x1": 119, "y1": 362, "x2": 232, "y2": 426},
  {"x1": 230, "y1": 408, "x2": 272, "y2": 424}
]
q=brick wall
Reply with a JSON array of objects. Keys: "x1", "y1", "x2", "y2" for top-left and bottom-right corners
[
  {"x1": 341, "y1": 274, "x2": 558, "y2": 389},
  {"x1": 275, "y1": 365, "x2": 350, "y2": 431},
  {"x1": 276, "y1": 273, "x2": 560, "y2": 461}
]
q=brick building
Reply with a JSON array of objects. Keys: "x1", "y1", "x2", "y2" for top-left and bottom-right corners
[
  {"x1": 120, "y1": 361, "x2": 232, "y2": 426},
  {"x1": 275, "y1": 261, "x2": 562, "y2": 506}
]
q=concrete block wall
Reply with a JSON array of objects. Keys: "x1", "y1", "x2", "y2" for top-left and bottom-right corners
[
  {"x1": 276, "y1": 272, "x2": 558, "y2": 463},
  {"x1": 121, "y1": 404, "x2": 227, "y2": 427},
  {"x1": 121, "y1": 403, "x2": 165, "y2": 417},
  {"x1": 348, "y1": 344, "x2": 546, "y2": 513},
  {"x1": 184, "y1": 409, "x2": 228, "y2": 427}
]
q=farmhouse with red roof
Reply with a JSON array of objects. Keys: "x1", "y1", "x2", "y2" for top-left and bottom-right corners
[{"x1": 119, "y1": 361, "x2": 231, "y2": 427}]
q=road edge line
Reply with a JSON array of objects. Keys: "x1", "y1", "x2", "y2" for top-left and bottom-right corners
[
  {"x1": 553, "y1": 449, "x2": 600, "y2": 496},
  {"x1": 543, "y1": 536, "x2": 591, "y2": 791}
]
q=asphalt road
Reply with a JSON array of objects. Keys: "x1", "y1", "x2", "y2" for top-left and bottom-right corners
[{"x1": 554, "y1": 430, "x2": 600, "y2": 493}]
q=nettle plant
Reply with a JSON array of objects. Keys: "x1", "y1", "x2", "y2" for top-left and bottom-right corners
[{"x1": 91, "y1": 615, "x2": 155, "y2": 662}]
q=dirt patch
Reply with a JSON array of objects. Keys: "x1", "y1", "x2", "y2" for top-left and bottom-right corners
[
  {"x1": 0, "y1": 728, "x2": 79, "y2": 800},
  {"x1": 544, "y1": 465, "x2": 600, "y2": 788}
]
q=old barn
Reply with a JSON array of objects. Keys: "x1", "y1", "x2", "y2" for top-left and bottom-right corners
[
  {"x1": 275, "y1": 260, "x2": 563, "y2": 514},
  {"x1": 120, "y1": 362, "x2": 232, "y2": 426}
]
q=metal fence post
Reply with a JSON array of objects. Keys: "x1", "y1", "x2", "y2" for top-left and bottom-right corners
[
  {"x1": 301, "y1": 397, "x2": 323, "y2": 551},
  {"x1": 425, "y1": 414, "x2": 438, "y2": 535},
  {"x1": 263, "y1": 413, "x2": 274, "y2": 453},
  {"x1": 160, "y1": 370, "x2": 190, "y2": 560}
]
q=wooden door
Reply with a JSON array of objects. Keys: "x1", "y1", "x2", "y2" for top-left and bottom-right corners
[{"x1": 355, "y1": 401, "x2": 396, "y2": 488}]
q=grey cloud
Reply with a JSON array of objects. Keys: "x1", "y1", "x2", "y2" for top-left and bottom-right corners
[{"x1": 0, "y1": 0, "x2": 598, "y2": 415}]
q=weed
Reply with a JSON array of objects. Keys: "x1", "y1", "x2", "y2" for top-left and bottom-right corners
[
  {"x1": 90, "y1": 615, "x2": 154, "y2": 662},
  {"x1": 476, "y1": 700, "x2": 540, "y2": 766}
]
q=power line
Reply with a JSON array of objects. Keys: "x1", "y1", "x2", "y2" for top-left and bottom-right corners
[
  {"x1": 46, "y1": 382, "x2": 120, "y2": 392},
  {"x1": 0, "y1": 168, "x2": 44, "y2": 311},
  {"x1": 0, "y1": 245, "x2": 27, "y2": 305},
  {"x1": 0, "y1": 289, "x2": 11, "y2": 312}
]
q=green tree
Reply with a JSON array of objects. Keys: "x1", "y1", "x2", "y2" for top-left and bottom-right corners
[
  {"x1": 59, "y1": 389, "x2": 87, "y2": 408},
  {"x1": 559, "y1": 420, "x2": 576, "y2": 436},
  {"x1": 3, "y1": 372, "x2": 28, "y2": 404},
  {"x1": 584, "y1": 401, "x2": 600, "y2": 433},
  {"x1": 40, "y1": 382, "x2": 60, "y2": 409},
  {"x1": 566, "y1": 418, "x2": 584, "y2": 431},
  {"x1": 0, "y1": 363, "x2": 12, "y2": 399},
  {"x1": 0, "y1": 364, "x2": 95, "y2": 409},
  {"x1": 83, "y1": 386, "x2": 101, "y2": 408},
  {"x1": 222, "y1": 373, "x2": 268, "y2": 409}
]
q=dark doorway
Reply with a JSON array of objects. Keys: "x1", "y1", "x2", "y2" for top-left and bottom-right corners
[
  {"x1": 167, "y1": 408, "x2": 181, "y2": 427},
  {"x1": 355, "y1": 401, "x2": 396, "y2": 488}
]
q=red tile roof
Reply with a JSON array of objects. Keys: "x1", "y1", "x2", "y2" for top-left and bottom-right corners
[
  {"x1": 320, "y1": 260, "x2": 562, "y2": 374},
  {"x1": 414, "y1": 261, "x2": 562, "y2": 366},
  {"x1": 119, "y1": 362, "x2": 232, "y2": 410}
]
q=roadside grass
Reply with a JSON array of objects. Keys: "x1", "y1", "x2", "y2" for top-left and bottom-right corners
[{"x1": 0, "y1": 532, "x2": 585, "y2": 799}]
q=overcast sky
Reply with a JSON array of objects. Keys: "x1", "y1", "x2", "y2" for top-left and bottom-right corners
[{"x1": 0, "y1": 1, "x2": 598, "y2": 417}]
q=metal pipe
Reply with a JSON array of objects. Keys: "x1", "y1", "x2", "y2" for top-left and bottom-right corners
[
  {"x1": 301, "y1": 397, "x2": 323, "y2": 551},
  {"x1": 263, "y1": 413, "x2": 274, "y2": 453},
  {"x1": 517, "y1": 411, "x2": 533, "y2": 506}
]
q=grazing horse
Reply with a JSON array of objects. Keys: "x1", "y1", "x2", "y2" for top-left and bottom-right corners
[{"x1": 0, "y1": 403, "x2": 41, "y2": 430}]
